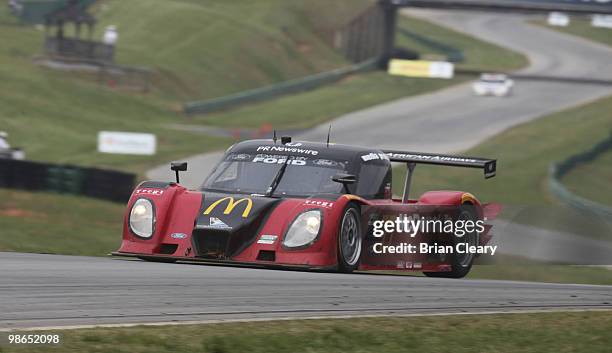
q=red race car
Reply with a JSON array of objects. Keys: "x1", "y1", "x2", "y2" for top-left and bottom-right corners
[{"x1": 113, "y1": 138, "x2": 499, "y2": 278}]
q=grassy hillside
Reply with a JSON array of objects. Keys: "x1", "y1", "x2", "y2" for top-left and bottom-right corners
[
  {"x1": 0, "y1": 1, "x2": 370, "y2": 173},
  {"x1": 90, "y1": 0, "x2": 373, "y2": 101},
  {"x1": 7, "y1": 312, "x2": 612, "y2": 353}
]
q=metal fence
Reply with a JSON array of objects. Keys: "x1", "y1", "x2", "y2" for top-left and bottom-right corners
[
  {"x1": 45, "y1": 37, "x2": 115, "y2": 63},
  {"x1": 548, "y1": 133, "x2": 612, "y2": 219},
  {"x1": 0, "y1": 159, "x2": 135, "y2": 203}
]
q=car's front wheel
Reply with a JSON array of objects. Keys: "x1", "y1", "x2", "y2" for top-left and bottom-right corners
[{"x1": 337, "y1": 204, "x2": 362, "y2": 273}]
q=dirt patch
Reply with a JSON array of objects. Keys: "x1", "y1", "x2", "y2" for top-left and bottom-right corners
[{"x1": 0, "y1": 208, "x2": 47, "y2": 219}]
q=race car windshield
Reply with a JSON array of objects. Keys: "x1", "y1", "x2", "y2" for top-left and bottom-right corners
[{"x1": 202, "y1": 153, "x2": 349, "y2": 196}]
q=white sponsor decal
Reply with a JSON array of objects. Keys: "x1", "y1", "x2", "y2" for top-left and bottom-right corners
[
  {"x1": 98, "y1": 131, "x2": 156, "y2": 155},
  {"x1": 361, "y1": 153, "x2": 390, "y2": 162},
  {"x1": 257, "y1": 234, "x2": 278, "y2": 245},
  {"x1": 253, "y1": 154, "x2": 307, "y2": 165},
  {"x1": 304, "y1": 200, "x2": 334, "y2": 208},
  {"x1": 134, "y1": 188, "x2": 164, "y2": 196},
  {"x1": 313, "y1": 159, "x2": 338, "y2": 167},
  {"x1": 209, "y1": 217, "x2": 231, "y2": 229},
  {"x1": 232, "y1": 153, "x2": 251, "y2": 160},
  {"x1": 256, "y1": 145, "x2": 319, "y2": 156},
  {"x1": 170, "y1": 233, "x2": 187, "y2": 239},
  {"x1": 386, "y1": 153, "x2": 481, "y2": 164}
]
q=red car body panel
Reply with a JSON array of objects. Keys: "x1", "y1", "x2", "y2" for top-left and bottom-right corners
[{"x1": 116, "y1": 183, "x2": 499, "y2": 272}]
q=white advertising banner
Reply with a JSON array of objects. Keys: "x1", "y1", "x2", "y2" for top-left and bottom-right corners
[
  {"x1": 98, "y1": 131, "x2": 157, "y2": 155},
  {"x1": 548, "y1": 12, "x2": 570, "y2": 27},
  {"x1": 592, "y1": 14, "x2": 612, "y2": 29}
]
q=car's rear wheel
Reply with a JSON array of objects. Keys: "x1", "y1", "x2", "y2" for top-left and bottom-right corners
[
  {"x1": 424, "y1": 205, "x2": 479, "y2": 279},
  {"x1": 337, "y1": 204, "x2": 362, "y2": 273}
]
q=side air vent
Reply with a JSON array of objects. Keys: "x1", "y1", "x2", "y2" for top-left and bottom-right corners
[
  {"x1": 158, "y1": 244, "x2": 178, "y2": 255},
  {"x1": 256, "y1": 250, "x2": 276, "y2": 262}
]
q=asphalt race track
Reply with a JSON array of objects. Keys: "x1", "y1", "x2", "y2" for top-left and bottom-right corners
[
  {"x1": 4, "y1": 12, "x2": 612, "y2": 329},
  {"x1": 1, "y1": 252, "x2": 611, "y2": 330}
]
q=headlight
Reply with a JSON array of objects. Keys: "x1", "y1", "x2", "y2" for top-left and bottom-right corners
[
  {"x1": 283, "y1": 210, "x2": 322, "y2": 248},
  {"x1": 129, "y1": 198, "x2": 155, "y2": 238}
]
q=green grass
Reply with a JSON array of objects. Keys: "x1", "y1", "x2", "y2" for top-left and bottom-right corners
[
  {"x1": 0, "y1": 189, "x2": 123, "y2": 256},
  {"x1": 373, "y1": 255, "x2": 612, "y2": 285},
  {"x1": 89, "y1": 0, "x2": 373, "y2": 101},
  {"x1": 469, "y1": 265, "x2": 612, "y2": 285},
  {"x1": 562, "y1": 148, "x2": 612, "y2": 206},
  {"x1": 533, "y1": 18, "x2": 612, "y2": 48},
  {"x1": 391, "y1": 95, "x2": 612, "y2": 239},
  {"x1": 3, "y1": 312, "x2": 612, "y2": 353}
]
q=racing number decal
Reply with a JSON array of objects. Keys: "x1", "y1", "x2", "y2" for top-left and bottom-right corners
[{"x1": 203, "y1": 197, "x2": 253, "y2": 218}]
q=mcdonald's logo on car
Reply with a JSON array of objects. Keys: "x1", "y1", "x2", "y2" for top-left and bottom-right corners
[{"x1": 203, "y1": 197, "x2": 253, "y2": 218}]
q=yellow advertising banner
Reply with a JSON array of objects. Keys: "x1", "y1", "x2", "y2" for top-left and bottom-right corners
[{"x1": 388, "y1": 59, "x2": 454, "y2": 79}]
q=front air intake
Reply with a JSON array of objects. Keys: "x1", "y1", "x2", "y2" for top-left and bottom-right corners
[{"x1": 191, "y1": 228, "x2": 231, "y2": 259}]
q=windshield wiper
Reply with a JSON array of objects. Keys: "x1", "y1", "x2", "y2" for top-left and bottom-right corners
[{"x1": 265, "y1": 155, "x2": 292, "y2": 197}]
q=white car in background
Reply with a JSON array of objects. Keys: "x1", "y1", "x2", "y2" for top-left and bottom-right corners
[{"x1": 472, "y1": 73, "x2": 514, "y2": 97}]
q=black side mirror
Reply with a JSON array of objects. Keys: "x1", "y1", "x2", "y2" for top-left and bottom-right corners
[
  {"x1": 332, "y1": 173, "x2": 356, "y2": 194},
  {"x1": 171, "y1": 162, "x2": 188, "y2": 183}
]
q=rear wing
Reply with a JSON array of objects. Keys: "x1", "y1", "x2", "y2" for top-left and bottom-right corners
[
  {"x1": 383, "y1": 150, "x2": 496, "y2": 179},
  {"x1": 382, "y1": 150, "x2": 497, "y2": 202}
]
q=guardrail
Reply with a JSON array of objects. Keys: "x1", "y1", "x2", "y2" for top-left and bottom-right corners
[
  {"x1": 0, "y1": 159, "x2": 135, "y2": 203},
  {"x1": 184, "y1": 58, "x2": 379, "y2": 115},
  {"x1": 548, "y1": 133, "x2": 612, "y2": 219}
]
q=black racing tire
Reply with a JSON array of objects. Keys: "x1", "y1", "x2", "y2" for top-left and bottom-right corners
[
  {"x1": 138, "y1": 256, "x2": 177, "y2": 263},
  {"x1": 337, "y1": 204, "x2": 362, "y2": 273},
  {"x1": 424, "y1": 204, "x2": 479, "y2": 279}
]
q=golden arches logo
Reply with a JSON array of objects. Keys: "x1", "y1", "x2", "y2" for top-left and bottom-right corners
[{"x1": 203, "y1": 197, "x2": 253, "y2": 218}]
